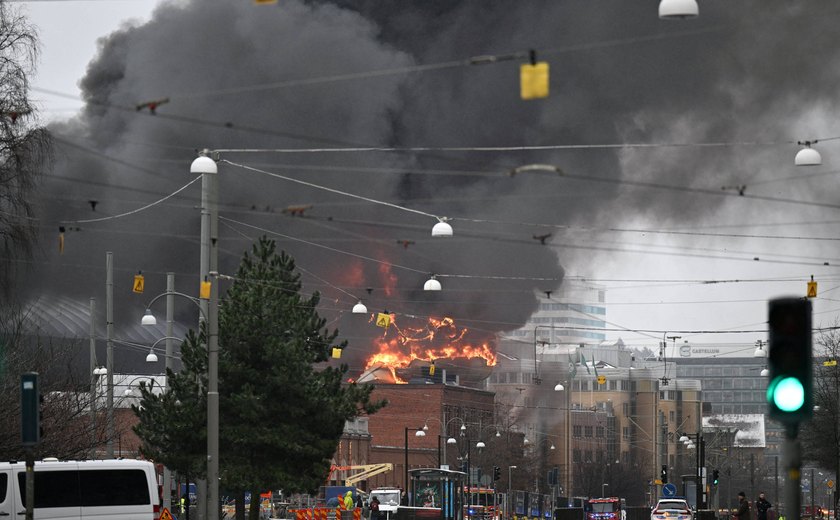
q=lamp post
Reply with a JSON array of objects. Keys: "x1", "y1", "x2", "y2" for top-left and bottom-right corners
[
  {"x1": 142, "y1": 274, "x2": 207, "y2": 513},
  {"x1": 554, "y1": 381, "x2": 571, "y2": 501},
  {"x1": 191, "y1": 152, "x2": 220, "y2": 520},
  {"x1": 508, "y1": 466, "x2": 517, "y2": 520},
  {"x1": 421, "y1": 417, "x2": 466, "y2": 468},
  {"x1": 681, "y1": 432, "x2": 706, "y2": 509},
  {"x1": 405, "y1": 427, "x2": 426, "y2": 505}
]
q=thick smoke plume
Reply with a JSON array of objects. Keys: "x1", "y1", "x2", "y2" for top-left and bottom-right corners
[{"x1": 24, "y1": 1, "x2": 840, "y2": 375}]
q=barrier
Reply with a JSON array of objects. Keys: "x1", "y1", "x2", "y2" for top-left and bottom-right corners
[{"x1": 289, "y1": 507, "x2": 362, "y2": 520}]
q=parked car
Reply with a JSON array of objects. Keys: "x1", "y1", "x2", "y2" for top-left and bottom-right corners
[{"x1": 651, "y1": 499, "x2": 693, "y2": 520}]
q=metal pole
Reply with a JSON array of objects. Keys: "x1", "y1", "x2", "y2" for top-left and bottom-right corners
[
  {"x1": 89, "y1": 297, "x2": 96, "y2": 456},
  {"x1": 812, "y1": 469, "x2": 816, "y2": 520},
  {"x1": 404, "y1": 428, "x2": 409, "y2": 504},
  {"x1": 194, "y1": 152, "x2": 218, "y2": 520},
  {"x1": 508, "y1": 466, "x2": 516, "y2": 520},
  {"x1": 106, "y1": 252, "x2": 114, "y2": 459},
  {"x1": 700, "y1": 436, "x2": 706, "y2": 509},
  {"x1": 782, "y1": 425, "x2": 801, "y2": 520},
  {"x1": 162, "y1": 273, "x2": 175, "y2": 512},
  {"x1": 207, "y1": 155, "x2": 220, "y2": 520}
]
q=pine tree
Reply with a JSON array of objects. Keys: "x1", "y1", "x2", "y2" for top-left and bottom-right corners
[{"x1": 133, "y1": 237, "x2": 385, "y2": 520}]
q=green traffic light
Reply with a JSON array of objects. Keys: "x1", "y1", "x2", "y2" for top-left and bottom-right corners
[{"x1": 768, "y1": 376, "x2": 805, "y2": 412}]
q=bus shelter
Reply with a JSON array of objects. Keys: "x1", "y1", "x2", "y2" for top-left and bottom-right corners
[{"x1": 405, "y1": 468, "x2": 467, "y2": 520}]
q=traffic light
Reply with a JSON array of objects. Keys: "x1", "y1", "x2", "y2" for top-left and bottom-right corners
[
  {"x1": 493, "y1": 466, "x2": 501, "y2": 481},
  {"x1": 766, "y1": 297, "x2": 813, "y2": 425},
  {"x1": 20, "y1": 372, "x2": 40, "y2": 446},
  {"x1": 661, "y1": 465, "x2": 668, "y2": 484},
  {"x1": 712, "y1": 469, "x2": 719, "y2": 485}
]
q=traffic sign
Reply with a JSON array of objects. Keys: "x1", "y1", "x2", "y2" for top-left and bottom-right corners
[
  {"x1": 662, "y1": 483, "x2": 677, "y2": 497},
  {"x1": 597, "y1": 375, "x2": 606, "y2": 385},
  {"x1": 829, "y1": 480, "x2": 835, "y2": 489},
  {"x1": 376, "y1": 313, "x2": 391, "y2": 328},
  {"x1": 159, "y1": 507, "x2": 174, "y2": 520}
]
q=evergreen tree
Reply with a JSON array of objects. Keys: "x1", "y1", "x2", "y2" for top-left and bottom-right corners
[{"x1": 133, "y1": 237, "x2": 385, "y2": 520}]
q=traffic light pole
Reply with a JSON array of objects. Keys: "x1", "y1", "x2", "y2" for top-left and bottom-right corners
[{"x1": 782, "y1": 424, "x2": 801, "y2": 520}]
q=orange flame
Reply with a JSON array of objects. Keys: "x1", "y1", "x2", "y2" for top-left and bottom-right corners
[{"x1": 364, "y1": 315, "x2": 496, "y2": 384}]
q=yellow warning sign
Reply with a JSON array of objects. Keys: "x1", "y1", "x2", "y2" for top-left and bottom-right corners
[
  {"x1": 332, "y1": 347, "x2": 342, "y2": 359},
  {"x1": 807, "y1": 280, "x2": 818, "y2": 298},
  {"x1": 823, "y1": 360, "x2": 837, "y2": 367},
  {"x1": 159, "y1": 507, "x2": 174, "y2": 520},
  {"x1": 376, "y1": 313, "x2": 391, "y2": 328},
  {"x1": 520, "y1": 62, "x2": 550, "y2": 100},
  {"x1": 597, "y1": 375, "x2": 606, "y2": 385},
  {"x1": 200, "y1": 280, "x2": 211, "y2": 299},
  {"x1": 828, "y1": 480, "x2": 835, "y2": 489},
  {"x1": 133, "y1": 274, "x2": 145, "y2": 294}
]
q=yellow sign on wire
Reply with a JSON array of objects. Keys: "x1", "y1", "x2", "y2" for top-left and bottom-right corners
[
  {"x1": 332, "y1": 347, "x2": 342, "y2": 359},
  {"x1": 807, "y1": 280, "x2": 818, "y2": 298},
  {"x1": 133, "y1": 274, "x2": 145, "y2": 294},
  {"x1": 520, "y1": 62, "x2": 549, "y2": 100},
  {"x1": 200, "y1": 280, "x2": 211, "y2": 299},
  {"x1": 376, "y1": 313, "x2": 391, "y2": 328}
]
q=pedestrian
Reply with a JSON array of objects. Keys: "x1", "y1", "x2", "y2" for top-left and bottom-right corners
[
  {"x1": 369, "y1": 496, "x2": 381, "y2": 520},
  {"x1": 734, "y1": 491, "x2": 751, "y2": 520},
  {"x1": 755, "y1": 492, "x2": 772, "y2": 520},
  {"x1": 344, "y1": 491, "x2": 355, "y2": 510}
]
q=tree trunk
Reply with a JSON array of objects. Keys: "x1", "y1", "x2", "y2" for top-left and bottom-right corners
[
  {"x1": 249, "y1": 488, "x2": 262, "y2": 520},
  {"x1": 235, "y1": 491, "x2": 246, "y2": 520}
]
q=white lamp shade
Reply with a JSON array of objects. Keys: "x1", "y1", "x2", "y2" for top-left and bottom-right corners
[
  {"x1": 424, "y1": 277, "x2": 442, "y2": 291},
  {"x1": 476, "y1": 441, "x2": 486, "y2": 449},
  {"x1": 795, "y1": 146, "x2": 822, "y2": 166},
  {"x1": 550, "y1": 444, "x2": 556, "y2": 450},
  {"x1": 415, "y1": 430, "x2": 426, "y2": 437},
  {"x1": 447, "y1": 437, "x2": 457, "y2": 444},
  {"x1": 754, "y1": 346, "x2": 766, "y2": 358},
  {"x1": 431, "y1": 221, "x2": 453, "y2": 237},
  {"x1": 760, "y1": 368, "x2": 770, "y2": 377},
  {"x1": 124, "y1": 388, "x2": 134, "y2": 397},
  {"x1": 352, "y1": 301, "x2": 368, "y2": 314},
  {"x1": 146, "y1": 351, "x2": 159, "y2": 363},
  {"x1": 679, "y1": 435, "x2": 689, "y2": 443},
  {"x1": 191, "y1": 155, "x2": 218, "y2": 174},
  {"x1": 659, "y1": 0, "x2": 699, "y2": 18},
  {"x1": 93, "y1": 367, "x2": 107, "y2": 376},
  {"x1": 523, "y1": 438, "x2": 530, "y2": 445},
  {"x1": 141, "y1": 309, "x2": 157, "y2": 326},
  {"x1": 554, "y1": 383, "x2": 565, "y2": 391}
]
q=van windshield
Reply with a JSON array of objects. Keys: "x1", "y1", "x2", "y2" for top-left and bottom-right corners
[{"x1": 373, "y1": 492, "x2": 401, "y2": 506}]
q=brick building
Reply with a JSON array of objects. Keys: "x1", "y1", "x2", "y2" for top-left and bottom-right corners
[{"x1": 332, "y1": 382, "x2": 496, "y2": 491}]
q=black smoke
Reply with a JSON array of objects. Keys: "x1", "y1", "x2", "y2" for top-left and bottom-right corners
[{"x1": 23, "y1": 0, "x2": 840, "y2": 375}]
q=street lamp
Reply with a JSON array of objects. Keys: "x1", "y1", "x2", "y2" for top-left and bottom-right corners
[
  {"x1": 682, "y1": 432, "x2": 706, "y2": 509},
  {"x1": 141, "y1": 272, "x2": 205, "y2": 513},
  {"x1": 421, "y1": 417, "x2": 466, "y2": 468},
  {"x1": 405, "y1": 427, "x2": 426, "y2": 504},
  {"x1": 554, "y1": 380, "x2": 572, "y2": 502},
  {"x1": 508, "y1": 466, "x2": 517, "y2": 520}
]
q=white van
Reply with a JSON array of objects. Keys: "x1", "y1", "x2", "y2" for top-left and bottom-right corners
[{"x1": 0, "y1": 458, "x2": 160, "y2": 519}]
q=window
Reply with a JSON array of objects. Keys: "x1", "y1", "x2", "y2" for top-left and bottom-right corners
[
  {"x1": 17, "y1": 469, "x2": 150, "y2": 508},
  {"x1": 573, "y1": 449, "x2": 582, "y2": 463},
  {"x1": 584, "y1": 426, "x2": 593, "y2": 438},
  {"x1": 573, "y1": 425, "x2": 583, "y2": 438},
  {"x1": 596, "y1": 426, "x2": 605, "y2": 438},
  {"x1": 0, "y1": 473, "x2": 6, "y2": 502},
  {"x1": 622, "y1": 427, "x2": 630, "y2": 441},
  {"x1": 669, "y1": 411, "x2": 675, "y2": 423}
]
